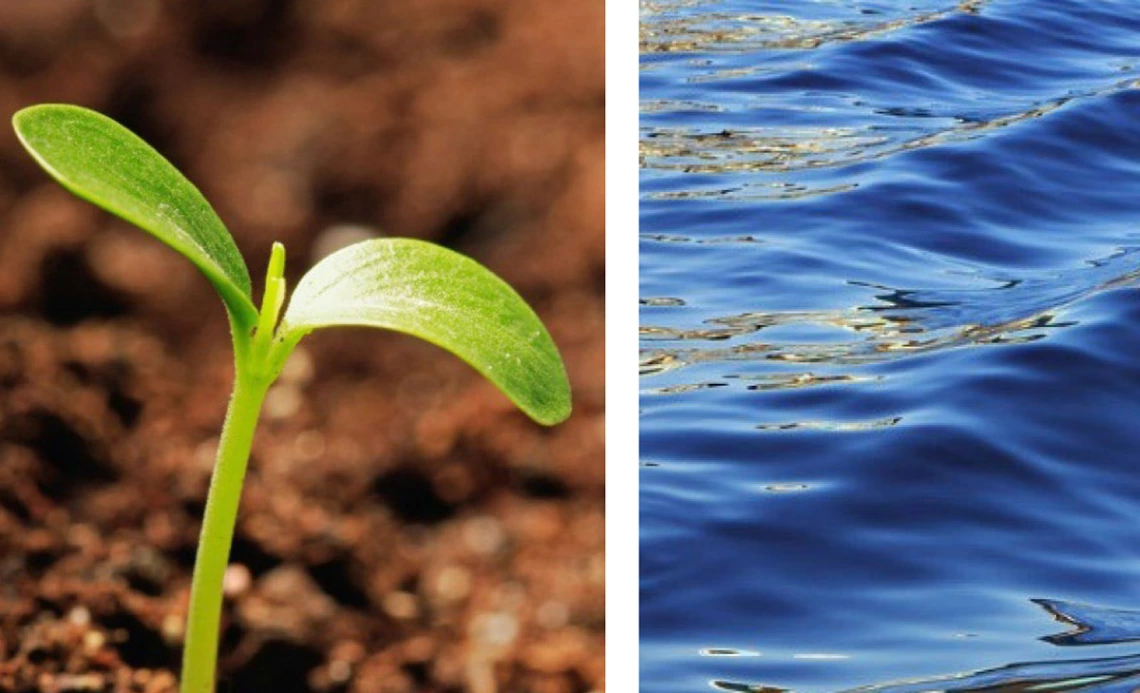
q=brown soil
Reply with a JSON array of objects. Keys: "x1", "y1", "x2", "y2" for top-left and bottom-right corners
[{"x1": 0, "y1": 2, "x2": 604, "y2": 692}]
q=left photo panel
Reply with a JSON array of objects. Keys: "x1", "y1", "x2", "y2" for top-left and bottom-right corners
[{"x1": 0, "y1": 3, "x2": 604, "y2": 691}]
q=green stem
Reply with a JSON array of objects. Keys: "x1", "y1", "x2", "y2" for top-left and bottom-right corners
[
  {"x1": 180, "y1": 372, "x2": 269, "y2": 693},
  {"x1": 180, "y1": 243, "x2": 293, "y2": 691}
]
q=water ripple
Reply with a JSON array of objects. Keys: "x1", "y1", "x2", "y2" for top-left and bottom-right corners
[
  {"x1": 641, "y1": 75, "x2": 1140, "y2": 179},
  {"x1": 642, "y1": 0, "x2": 1140, "y2": 690},
  {"x1": 640, "y1": 1, "x2": 986, "y2": 55},
  {"x1": 844, "y1": 654, "x2": 1140, "y2": 692},
  {"x1": 1036, "y1": 599, "x2": 1140, "y2": 647},
  {"x1": 641, "y1": 247, "x2": 1140, "y2": 383}
]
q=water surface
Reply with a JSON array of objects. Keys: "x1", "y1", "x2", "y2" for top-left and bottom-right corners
[{"x1": 640, "y1": 1, "x2": 1140, "y2": 690}]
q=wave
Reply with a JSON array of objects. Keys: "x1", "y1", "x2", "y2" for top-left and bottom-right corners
[{"x1": 641, "y1": 247, "x2": 1140, "y2": 382}]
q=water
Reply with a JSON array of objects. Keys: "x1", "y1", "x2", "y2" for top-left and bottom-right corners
[{"x1": 639, "y1": 1, "x2": 1140, "y2": 690}]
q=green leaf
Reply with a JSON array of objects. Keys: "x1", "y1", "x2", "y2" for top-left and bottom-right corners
[
  {"x1": 281, "y1": 239, "x2": 572, "y2": 425},
  {"x1": 12, "y1": 104, "x2": 257, "y2": 327}
]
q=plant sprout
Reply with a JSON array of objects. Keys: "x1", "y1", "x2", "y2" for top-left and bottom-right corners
[{"x1": 12, "y1": 104, "x2": 572, "y2": 693}]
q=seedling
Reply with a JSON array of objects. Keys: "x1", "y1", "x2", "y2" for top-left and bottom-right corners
[{"x1": 12, "y1": 104, "x2": 572, "y2": 692}]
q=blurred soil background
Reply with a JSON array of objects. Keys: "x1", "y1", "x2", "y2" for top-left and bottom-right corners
[{"x1": 0, "y1": 1, "x2": 604, "y2": 691}]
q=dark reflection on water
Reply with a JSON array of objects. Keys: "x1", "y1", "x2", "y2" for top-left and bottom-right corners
[
  {"x1": 841, "y1": 653, "x2": 1140, "y2": 692},
  {"x1": 1036, "y1": 599, "x2": 1140, "y2": 647},
  {"x1": 703, "y1": 601, "x2": 1140, "y2": 692},
  {"x1": 640, "y1": 0, "x2": 1140, "y2": 690},
  {"x1": 844, "y1": 654, "x2": 1140, "y2": 692}
]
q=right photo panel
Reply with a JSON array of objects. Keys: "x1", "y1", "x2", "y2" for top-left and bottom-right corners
[{"x1": 640, "y1": 2, "x2": 1140, "y2": 691}]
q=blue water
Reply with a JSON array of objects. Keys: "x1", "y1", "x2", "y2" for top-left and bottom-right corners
[{"x1": 639, "y1": 1, "x2": 1140, "y2": 690}]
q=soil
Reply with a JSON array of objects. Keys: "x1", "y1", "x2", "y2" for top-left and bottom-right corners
[{"x1": 0, "y1": 2, "x2": 604, "y2": 692}]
